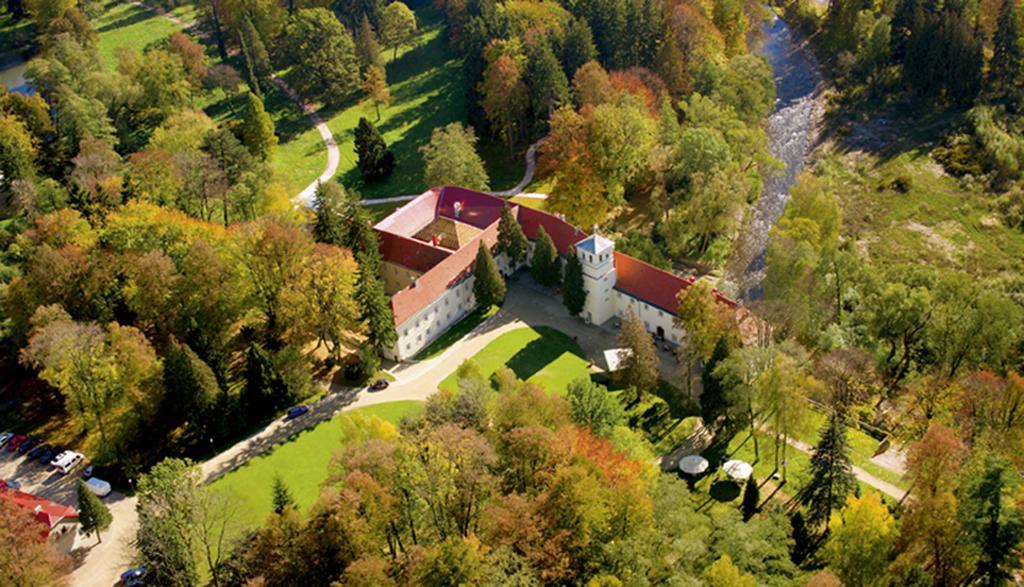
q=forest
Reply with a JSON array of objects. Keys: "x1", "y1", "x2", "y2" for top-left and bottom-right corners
[{"x1": 0, "y1": 0, "x2": 1022, "y2": 585}]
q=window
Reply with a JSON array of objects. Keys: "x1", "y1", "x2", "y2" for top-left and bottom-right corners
[{"x1": 417, "y1": 335, "x2": 422, "y2": 342}]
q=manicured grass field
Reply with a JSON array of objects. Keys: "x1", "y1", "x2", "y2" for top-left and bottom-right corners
[
  {"x1": 209, "y1": 401, "x2": 424, "y2": 529},
  {"x1": 795, "y1": 408, "x2": 909, "y2": 490},
  {"x1": 272, "y1": 7, "x2": 522, "y2": 199},
  {"x1": 415, "y1": 305, "x2": 498, "y2": 360},
  {"x1": 94, "y1": 1, "x2": 183, "y2": 69},
  {"x1": 438, "y1": 326, "x2": 591, "y2": 395}
]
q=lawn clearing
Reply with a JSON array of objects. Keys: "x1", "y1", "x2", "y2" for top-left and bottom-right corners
[
  {"x1": 272, "y1": 6, "x2": 523, "y2": 198},
  {"x1": 209, "y1": 401, "x2": 424, "y2": 529},
  {"x1": 94, "y1": 1, "x2": 183, "y2": 69},
  {"x1": 796, "y1": 408, "x2": 909, "y2": 490},
  {"x1": 438, "y1": 326, "x2": 590, "y2": 395},
  {"x1": 415, "y1": 305, "x2": 499, "y2": 360}
]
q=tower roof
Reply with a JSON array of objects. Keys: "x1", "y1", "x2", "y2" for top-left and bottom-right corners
[{"x1": 575, "y1": 233, "x2": 614, "y2": 256}]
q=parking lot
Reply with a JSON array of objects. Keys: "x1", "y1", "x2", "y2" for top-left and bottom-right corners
[{"x1": 0, "y1": 441, "x2": 82, "y2": 508}]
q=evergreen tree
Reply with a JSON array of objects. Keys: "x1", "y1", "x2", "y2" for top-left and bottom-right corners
[
  {"x1": 356, "y1": 252, "x2": 397, "y2": 352},
  {"x1": 162, "y1": 339, "x2": 221, "y2": 437},
  {"x1": 354, "y1": 117, "x2": 395, "y2": 181},
  {"x1": 741, "y1": 476, "x2": 759, "y2": 521},
  {"x1": 343, "y1": 203, "x2": 380, "y2": 260},
  {"x1": 239, "y1": 92, "x2": 276, "y2": 160},
  {"x1": 239, "y1": 16, "x2": 272, "y2": 96},
  {"x1": 958, "y1": 456, "x2": 1024, "y2": 586},
  {"x1": 530, "y1": 225, "x2": 561, "y2": 287},
  {"x1": 561, "y1": 17, "x2": 597, "y2": 81},
  {"x1": 77, "y1": 479, "x2": 112, "y2": 543},
  {"x1": 525, "y1": 36, "x2": 570, "y2": 131},
  {"x1": 272, "y1": 473, "x2": 295, "y2": 514},
  {"x1": 243, "y1": 342, "x2": 292, "y2": 423},
  {"x1": 312, "y1": 181, "x2": 348, "y2": 246},
  {"x1": 790, "y1": 512, "x2": 813, "y2": 564},
  {"x1": 700, "y1": 336, "x2": 731, "y2": 428},
  {"x1": 801, "y1": 412, "x2": 858, "y2": 527},
  {"x1": 562, "y1": 249, "x2": 586, "y2": 317},
  {"x1": 497, "y1": 204, "x2": 528, "y2": 267},
  {"x1": 355, "y1": 14, "x2": 384, "y2": 70},
  {"x1": 615, "y1": 309, "x2": 660, "y2": 403},
  {"x1": 472, "y1": 242, "x2": 506, "y2": 307},
  {"x1": 992, "y1": 0, "x2": 1023, "y2": 95}
]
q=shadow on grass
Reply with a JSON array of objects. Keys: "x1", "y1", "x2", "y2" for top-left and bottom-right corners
[
  {"x1": 709, "y1": 480, "x2": 741, "y2": 502},
  {"x1": 504, "y1": 327, "x2": 587, "y2": 382}
]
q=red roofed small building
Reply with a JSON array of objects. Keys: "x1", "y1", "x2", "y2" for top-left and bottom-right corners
[
  {"x1": 375, "y1": 187, "x2": 740, "y2": 360},
  {"x1": 0, "y1": 481, "x2": 79, "y2": 552}
]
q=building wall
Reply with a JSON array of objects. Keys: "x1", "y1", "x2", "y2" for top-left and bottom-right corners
[
  {"x1": 49, "y1": 519, "x2": 78, "y2": 553},
  {"x1": 578, "y1": 247, "x2": 617, "y2": 326},
  {"x1": 381, "y1": 261, "x2": 422, "y2": 295},
  {"x1": 613, "y1": 290, "x2": 685, "y2": 346}
]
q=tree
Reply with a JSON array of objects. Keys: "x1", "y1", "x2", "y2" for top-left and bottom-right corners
[
  {"x1": 0, "y1": 114, "x2": 37, "y2": 188},
  {"x1": 312, "y1": 181, "x2": 349, "y2": 245},
  {"x1": 524, "y1": 36, "x2": 569, "y2": 128},
  {"x1": 473, "y1": 243, "x2": 506, "y2": 308},
  {"x1": 362, "y1": 65, "x2": 391, "y2": 120},
  {"x1": 586, "y1": 94, "x2": 656, "y2": 201},
  {"x1": 356, "y1": 253, "x2": 398, "y2": 352},
  {"x1": 991, "y1": 0, "x2": 1022, "y2": 94},
  {"x1": 616, "y1": 309, "x2": 659, "y2": 402},
  {"x1": 77, "y1": 479, "x2": 112, "y2": 543},
  {"x1": 824, "y1": 494, "x2": 897, "y2": 587},
  {"x1": 566, "y1": 377, "x2": 624, "y2": 436},
  {"x1": 547, "y1": 159, "x2": 610, "y2": 228},
  {"x1": 958, "y1": 455, "x2": 1024, "y2": 585},
  {"x1": 285, "y1": 9, "x2": 361, "y2": 104},
  {"x1": 0, "y1": 500, "x2": 69, "y2": 586},
  {"x1": 675, "y1": 280, "x2": 727, "y2": 398},
  {"x1": 529, "y1": 225, "x2": 560, "y2": 287},
  {"x1": 279, "y1": 244, "x2": 361, "y2": 358},
  {"x1": 243, "y1": 342, "x2": 293, "y2": 422},
  {"x1": 420, "y1": 123, "x2": 489, "y2": 191},
  {"x1": 572, "y1": 61, "x2": 614, "y2": 108},
  {"x1": 380, "y1": 1, "x2": 416, "y2": 61},
  {"x1": 497, "y1": 204, "x2": 528, "y2": 267},
  {"x1": 162, "y1": 338, "x2": 221, "y2": 437},
  {"x1": 801, "y1": 412, "x2": 858, "y2": 527},
  {"x1": 656, "y1": 30, "x2": 687, "y2": 96},
  {"x1": 480, "y1": 54, "x2": 528, "y2": 154},
  {"x1": 272, "y1": 473, "x2": 295, "y2": 514},
  {"x1": 704, "y1": 555, "x2": 755, "y2": 587},
  {"x1": 740, "y1": 477, "x2": 759, "y2": 521},
  {"x1": 561, "y1": 17, "x2": 597, "y2": 81},
  {"x1": 238, "y1": 16, "x2": 272, "y2": 96},
  {"x1": 355, "y1": 14, "x2": 384, "y2": 70},
  {"x1": 562, "y1": 250, "x2": 586, "y2": 317},
  {"x1": 354, "y1": 117, "x2": 395, "y2": 181},
  {"x1": 239, "y1": 92, "x2": 276, "y2": 160},
  {"x1": 25, "y1": 0, "x2": 73, "y2": 28},
  {"x1": 756, "y1": 352, "x2": 811, "y2": 483},
  {"x1": 700, "y1": 336, "x2": 731, "y2": 428}
]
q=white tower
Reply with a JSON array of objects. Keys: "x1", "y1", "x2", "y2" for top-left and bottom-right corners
[{"x1": 575, "y1": 232, "x2": 616, "y2": 325}]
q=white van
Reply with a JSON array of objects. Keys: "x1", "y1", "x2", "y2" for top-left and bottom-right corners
[
  {"x1": 84, "y1": 477, "x2": 111, "y2": 498},
  {"x1": 50, "y1": 451, "x2": 84, "y2": 475}
]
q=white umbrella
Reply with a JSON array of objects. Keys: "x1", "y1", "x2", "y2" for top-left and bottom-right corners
[
  {"x1": 678, "y1": 455, "x2": 709, "y2": 475},
  {"x1": 723, "y1": 460, "x2": 753, "y2": 481}
]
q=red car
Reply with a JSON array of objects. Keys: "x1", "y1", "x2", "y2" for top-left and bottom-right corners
[{"x1": 5, "y1": 435, "x2": 27, "y2": 452}]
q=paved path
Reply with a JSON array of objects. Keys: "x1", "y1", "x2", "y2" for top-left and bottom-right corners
[{"x1": 783, "y1": 435, "x2": 907, "y2": 501}]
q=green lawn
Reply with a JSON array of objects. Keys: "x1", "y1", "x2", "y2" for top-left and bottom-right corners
[
  {"x1": 209, "y1": 401, "x2": 424, "y2": 529},
  {"x1": 94, "y1": 0, "x2": 183, "y2": 69},
  {"x1": 438, "y1": 326, "x2": 591, "y2": 395},
  {"x1": 795, "y1": 409, "x2": 909, "y2": 490},
  {"x1": 272, "y1": 6, "x2": 523, "y2": 199},
  {"x1": 415, "y1": 305, "x2": 498, "y2": 360}
]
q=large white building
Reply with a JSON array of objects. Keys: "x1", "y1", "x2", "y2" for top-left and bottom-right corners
[{"x1": 374, "y1": 187, "x2": 740, "y2": 361}]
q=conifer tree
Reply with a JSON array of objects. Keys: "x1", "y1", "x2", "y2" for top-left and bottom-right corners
[
  {"x1": 355, "y1": 14, "x2": 384, "y2": 70},
  {"x1": 362, "y1": 65, "x2": 391, "y2": 120},
  {"x1": 77, "y1": 479, "x2": 112, "y2": 543},
  {"x1": 992, "y1": 0, "x2": 1023, "y2": 95},
  {"x1": 356, "y1": 252, "x2": 397, "y2": 352},
  {"x1": 312, "y1": 181, "x2": 348, "y2": 246},
  {"x1": 530, "y1": 225, "x2": 560, "y2": 287},
  {"x1": 616, "y1": 309, "x2": 659, "y2": 404},
  {"x1": 741, "y1": 476, "x2": 759, "y2": 521},
  {"x1": 354, "y1": 117, "x2": 395, "y2": 181},
  {"x1": 497, "y1": 204, "x2": 528, "y2": 267},
  {"x1": 472, "y1": 242, "x2": 506, "y2": 307},
  {"x1": 656, "y1": 30, "x2": 687, "y2": 96},
  {"x1": 525, "y1": 36, "x2": 570, "y2": 130},
  {"x1": 700, "y1": 336, "x2": 731, "y2": 428},
  {"x1": 239, "y1": 16, "x2": 272, "y2": 96},
  {"x1": 240, "y1": 92, "x2": 276, "y2": 160},
  {"x1": 243, "y1": 342, "x2": 292, "y2": 423},
  {"x1": 162, "y1": 339, "x2": 221, "y2": 436},
  {"x1": 271, "y1": 473, "x2": 295, "y2": 514},
  {"x1": 790, "y1": 512, "x2": 813, "y2": 564},
  {"x1": 561, "y1": 17, "x2": 597, "y2": 81},
  {"x1": 562, "y1": 249, "x2": 586, "y2": 317},
  {"x1": 801, "y1": 411, "x2": 858, "y2": 527}
]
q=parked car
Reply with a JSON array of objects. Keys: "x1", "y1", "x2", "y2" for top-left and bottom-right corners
[
  {"x1": 120, "y1": 566, "x2": 147, "y2": 586},
  {"x1": 0, "y1": 433, "x2": 12, "y2": 447},
  {"x1": 50, "y1": 451, "x2": 84, "y2": 475},
  {"x1": 5, "y1": 434, "x2": 26, "y2": 452},
  {"x1": 16, "y1": 438, "x2": 38, "y2": 455},
  {"x1": 37, "y1": 446, "x2": 58, "y2": 466},
  {"x1": 26, "y1": 444, "x2": 49, "y2": 461},
  {"x1": 84, "y1": 477, "x2": 112, "y2": 498},
  {"x1": 286, "y1": 405, "x2": 310, "y2": 420},
  {"x1": 81, "y1": 465, "x2": 94, "y2": 479},
  {"x1": 369, "y1": 378, "x2": 390, "y2": 391}
]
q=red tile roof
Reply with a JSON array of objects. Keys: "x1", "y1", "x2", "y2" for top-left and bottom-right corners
[
  {"x1": 613, "y1": 252, "x2": 738, "y2": 315},
  {"x1": 373, "y1": 188, "x2": 441, "y2": 237},
  {"x1": 437, "y1": 186, "x2": 506, "y2": 229},
  {"x1": 391, "y1": 223, "x2": 499, "y2": 326},
  {"x1": 0, "y1": 482, "x2": 78, "y2": 536},
  {"x1": 377, "y1": 231, "x2": 451, "y2": 273},
  {"x1": 518, "y1": 206, "x2": 585, "y2": 255}
]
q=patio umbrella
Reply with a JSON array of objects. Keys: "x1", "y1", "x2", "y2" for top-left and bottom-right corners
[
  {"x1": 722, "y1": 459, "x2": 753, "y2": 481},
  {"x1": 678, "y1": 455, "x2": 709, "y2": 475}
]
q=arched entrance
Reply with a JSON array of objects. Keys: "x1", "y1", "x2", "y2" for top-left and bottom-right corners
[{"x1": 656, "y1": 326, "x2": 665, "y2": 340}]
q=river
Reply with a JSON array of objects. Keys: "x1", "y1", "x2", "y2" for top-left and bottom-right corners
[
  {"x1": 0, "y1": 51, "x2": 30, "y2": 95},
  {"x1": 724, "y1": 12, "x2": 824, "y2": 300}
]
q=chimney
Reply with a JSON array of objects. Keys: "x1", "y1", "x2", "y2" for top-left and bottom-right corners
[{"x1": 453, "y1": 201, "x2": 463, "y2": 218}]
